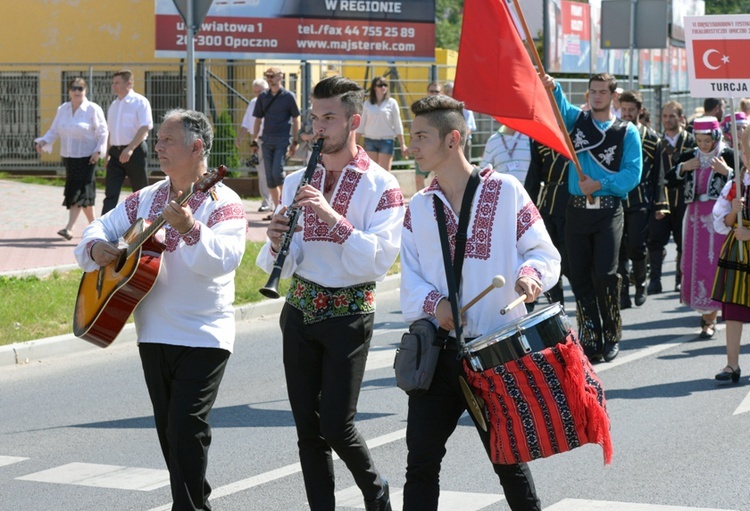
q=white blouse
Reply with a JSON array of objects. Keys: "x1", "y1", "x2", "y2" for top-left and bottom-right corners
[
  {"x1": 35, "y1": 99, "x2": 108, "y2": 158},
  {"x1": 713, "y1": 171, "x2": 750, "y2": 235},
  {"x1": 357, "y1": 97, "x2": 405, "y2": 140}
]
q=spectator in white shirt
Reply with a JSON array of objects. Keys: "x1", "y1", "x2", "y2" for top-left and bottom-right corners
[
  {"x1": 357, "y1": 76, "x2": 408, "y2": 171},
  {"x1": 481, "y1": 125, "x2": 532, "y2": 185},
  {"x1": 236, "y1": 78, "x2": 272, "y2": 212},
  {"x1": 102, "y1": 69, "x2": 154, "y2": 215},
  {"x1": 35, "y1": 77, "x2": 107, "y2": 240}
]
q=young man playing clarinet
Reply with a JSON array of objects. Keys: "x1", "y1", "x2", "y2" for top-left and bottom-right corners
[
  {"x1": 400, "y1": 95, "x2": 560, "y2": 510},
  {"x1": 256, "y1": 75, "x2": 404, "y2": 511}
]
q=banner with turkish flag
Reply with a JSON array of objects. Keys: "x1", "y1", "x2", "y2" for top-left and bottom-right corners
[
  {"x1": 685, "y1": 14, "x2": 750, "y2": 98},
  {"x1": 453, "y1": 0, "x2": 574, "y2": 161}
]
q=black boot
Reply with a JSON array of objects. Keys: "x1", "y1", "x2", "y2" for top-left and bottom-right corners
[
  {"x1": 647, "y1": 248, "x2": 663, "y2": 294},
  {"x1": 598, "y1": 274, "x2": 622, "y2": 362},
  {"x1": 633, "y1": 258, "x2": 647, "y2": 306},
  {"x1": 575, "y1": 297, "x2": 603, "y2": 361}
]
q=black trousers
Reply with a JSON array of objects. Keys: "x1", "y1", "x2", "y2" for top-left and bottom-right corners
[
  {"x1": 139, "y1": 343, "x2": 230, "y2": 511},
  {"x1": 647, "y1": 203, "x2": 685, "y2": 253},
  {"x1": 618, "y1": 207, "x2": 650, "y2": 289},
  {"x1": 280, "y1": 304, "x2": 385, "y2": 511},
  {"x1": 647, "y1": 203, "x2": 686, "y2": 280},
  {"x1": 403, "y1": 348, "x2": 541, "y2": 511},
  {"x1": 541, "y1": 213, "x2": 568, "y2": 305},
  {"x1": 565, "y1": 204, "x2": 624, "y2": 352},
  {"x1": 103, "y1": 142, "x2": 149, "y2": 215}
]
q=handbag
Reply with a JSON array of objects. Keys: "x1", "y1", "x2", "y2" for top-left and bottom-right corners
[{"x1": 394, "y1": 167, "x2": 481, "y2": 395}]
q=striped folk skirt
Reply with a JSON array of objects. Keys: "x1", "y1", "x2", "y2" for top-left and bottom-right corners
[{"x1": 712, "y1": 221, "x2": 750, "y2": 309}]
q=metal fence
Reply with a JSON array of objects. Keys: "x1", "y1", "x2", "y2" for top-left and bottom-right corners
[{"x1": 0, "y1": 61, "x2": 697, "y2": 177}]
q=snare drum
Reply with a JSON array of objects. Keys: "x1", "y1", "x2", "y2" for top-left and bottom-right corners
[{"x1": 466, "y1": 303, "x2": 571, "y2": 371}]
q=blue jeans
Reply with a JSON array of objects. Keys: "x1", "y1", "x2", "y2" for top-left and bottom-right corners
[
  {"x1": 261, "y1": 141, "x2": 289, "y2": 188},
  {"x1": 364, "y1": 137, "x2": 395, "y2": 155}
]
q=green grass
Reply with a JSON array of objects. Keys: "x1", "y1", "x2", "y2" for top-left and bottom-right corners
[
  {"x1": 0, "y1": 172, "x2": 67, "y2": 187},
  {"x1": 0, "y1": 242, "x2": 400, "y2": 346}
]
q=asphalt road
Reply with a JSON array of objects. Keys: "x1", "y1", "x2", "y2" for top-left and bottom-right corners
[{"x1": 1, "y1": 251, "x2": 749, "y2": 511}]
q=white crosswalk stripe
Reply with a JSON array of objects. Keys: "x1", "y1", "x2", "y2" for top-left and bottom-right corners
[
  {"x1": 334, "y1": 485, "x2": 504, "y2": 510},
  {"x1": 544, "y1": 499, "x2": 738, "y2": 511},
  {"x1": 0, "y1": 455, "x2": 28, "y2": 467},
  {"x1": 16, "y1": 462, "x2": 170, "y2": 492}
]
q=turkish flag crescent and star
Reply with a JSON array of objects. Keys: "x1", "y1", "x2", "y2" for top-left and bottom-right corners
[
  {"x1": 454, "y1": 0, "x2": 574, "y2": 161},
  {"x1": 693, "y1": 39, "x2": 750, "y2": 79}
]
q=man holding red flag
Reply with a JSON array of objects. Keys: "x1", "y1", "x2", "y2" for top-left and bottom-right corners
[{"x1": 541, "y1": 73, "x2": 642, "y2": 362}]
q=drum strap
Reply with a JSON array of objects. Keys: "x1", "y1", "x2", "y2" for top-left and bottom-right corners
[{"x1": 434, "y1": 166, "x2": 481, "y2": 355}]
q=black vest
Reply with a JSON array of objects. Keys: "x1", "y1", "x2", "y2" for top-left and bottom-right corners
[
  {"x1": 656, "y1": 130, "x2": 696, "y2": 210},
  {"x1": 571, "y1": 112, "x2": 629, "y2": 173}
]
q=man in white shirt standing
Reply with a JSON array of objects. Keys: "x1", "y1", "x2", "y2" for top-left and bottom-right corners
[
  {"x1": 481, "y1": 124, "x2": 532, "y2": 185},
  {"x1": 236, "y1": 78, "x2": 272, "y2": 212},
  {"x1": 102, "y1": 69, "x2": 154, "y2": 215}
]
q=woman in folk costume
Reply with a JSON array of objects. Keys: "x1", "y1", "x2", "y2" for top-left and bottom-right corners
[
  {"x1": 665, "y1": 116, "x2": 735, "y2": 339},
  {"x1": 711, "y1": 127, "x2": 750, "y2": 383},
  {"x1": 721, "y1": 111, "x2": 749, "y2": 150}
]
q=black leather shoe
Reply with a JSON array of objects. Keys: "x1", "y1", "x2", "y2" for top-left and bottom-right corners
[
  {"x1": 715, "y1": 366, "x2": 741, "y2": 383},
  {"x1": 620, "y1": 295, "x2": 632, "y2": 310},
  {"x1": 634, "y1": 286, "x2": 647, "y2": 306},
  {"x1": 699, "y1": 318, "x2": 716, "y2": 339},
  {"x1": 603, "y1": 342, "x2": 619, "y2": 362},
  {"x1": 583, "y1": 345, "x2": 603, "y2": 363},
  {"x1": 674, "y1": 280, "x2": 681, "y2": 292},
  {"x1": 647, "y1": 279, "x2": 662, "y2": 295},
  {"x1": 365, "y1": 480, "x2": 392, "y2": 511}
]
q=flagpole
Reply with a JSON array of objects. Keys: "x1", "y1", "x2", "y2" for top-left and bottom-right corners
[
  {"x1": 728, "y1": 97, "x2": 744, "y2": 261},
  {"x1": 509, "y1": 0, "x2": 591, "y2": 203}
]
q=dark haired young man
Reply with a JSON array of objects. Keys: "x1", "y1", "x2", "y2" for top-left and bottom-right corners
[
  {"x1": 257, "y1": 75, "x2": 404, "y2": 511},
  {"x1": 401, "y1": 94, "x2": 560, "y2": 511},
  {"x1": 616, "y1": 90, "x2": 661, "y2": 308},
  {"x1": 541, "y1": 73, "x2": 642, "y2": 362}
]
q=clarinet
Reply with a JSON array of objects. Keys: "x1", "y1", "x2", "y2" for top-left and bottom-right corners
[{"x1": 259, "y1": 137, "x2": 324, "y2": 299}]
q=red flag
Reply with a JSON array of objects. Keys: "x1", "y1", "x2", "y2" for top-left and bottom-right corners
[
  {"x1": 454, "y1": 0, "x2": 574, "y2": 161},
  {"x1": 692, "y1": 39, "x2": 750, "y2": 79}
]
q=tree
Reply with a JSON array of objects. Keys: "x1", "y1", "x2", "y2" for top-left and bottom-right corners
[
  {"x1": 209, "y1": 111, "x2": 240, "y2": 173},
  {"x1": 436, "y1": 0, "x2": 463, "y2": 50},
  {"x1": 705, "y1": 0, "x2": 750, "y2": 14}
]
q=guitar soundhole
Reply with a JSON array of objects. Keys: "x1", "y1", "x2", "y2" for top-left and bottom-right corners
[{"x1": 114, "y1": 250, "x2": 127, "y2": 273}]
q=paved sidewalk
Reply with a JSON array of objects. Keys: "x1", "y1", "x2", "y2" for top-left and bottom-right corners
[{"x1": 0, "y1": 179, "x2": 271, "y2": 277}]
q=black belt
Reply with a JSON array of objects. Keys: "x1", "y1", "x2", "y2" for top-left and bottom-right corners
[{"x1": 569, "y1": 195, "x2": 620, "y2": 209}]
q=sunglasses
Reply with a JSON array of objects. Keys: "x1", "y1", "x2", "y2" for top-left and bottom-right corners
[
  {"x1": 264, "y1": 73, "x2": 278, "y2": 78},
  {"x1": 428, "y1": 90, "x2": 441, "y2": 94},
  {"x1": 376, "y1": 83, "x2": 388, "y2": 88},
  {"x1": 70, "y1": 86, "x2": 85, "y2": 92}
]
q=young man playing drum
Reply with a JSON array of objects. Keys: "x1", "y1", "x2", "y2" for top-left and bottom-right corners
[{"x1": 400, "y1": 95, "x2": 561, "y2": 510}]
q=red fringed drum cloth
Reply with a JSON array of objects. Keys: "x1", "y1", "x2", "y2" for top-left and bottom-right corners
[{"x1": 464, "y1": 333, "x2": 613, "y2": 465}]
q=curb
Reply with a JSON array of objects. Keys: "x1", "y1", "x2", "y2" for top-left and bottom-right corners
[{"x1": 0, "y1": 274, "x2": 401, "y2": 368}]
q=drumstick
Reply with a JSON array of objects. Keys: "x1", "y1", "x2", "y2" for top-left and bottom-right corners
[
  {"x1": 461, "y1": 275, "x2": 505, "y2": 314},
  {"x1": 500, "y1": 294, "x2": 528, "y2": 315}
]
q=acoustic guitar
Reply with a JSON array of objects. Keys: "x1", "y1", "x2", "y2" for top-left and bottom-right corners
[{"x1": 73, "y1": 165, "x2": 227, "y2": 347}]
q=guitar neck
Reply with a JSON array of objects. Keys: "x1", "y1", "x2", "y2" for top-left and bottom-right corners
[{"x1": 126, "y1": 186, "x2": 195, "y2": 257}]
